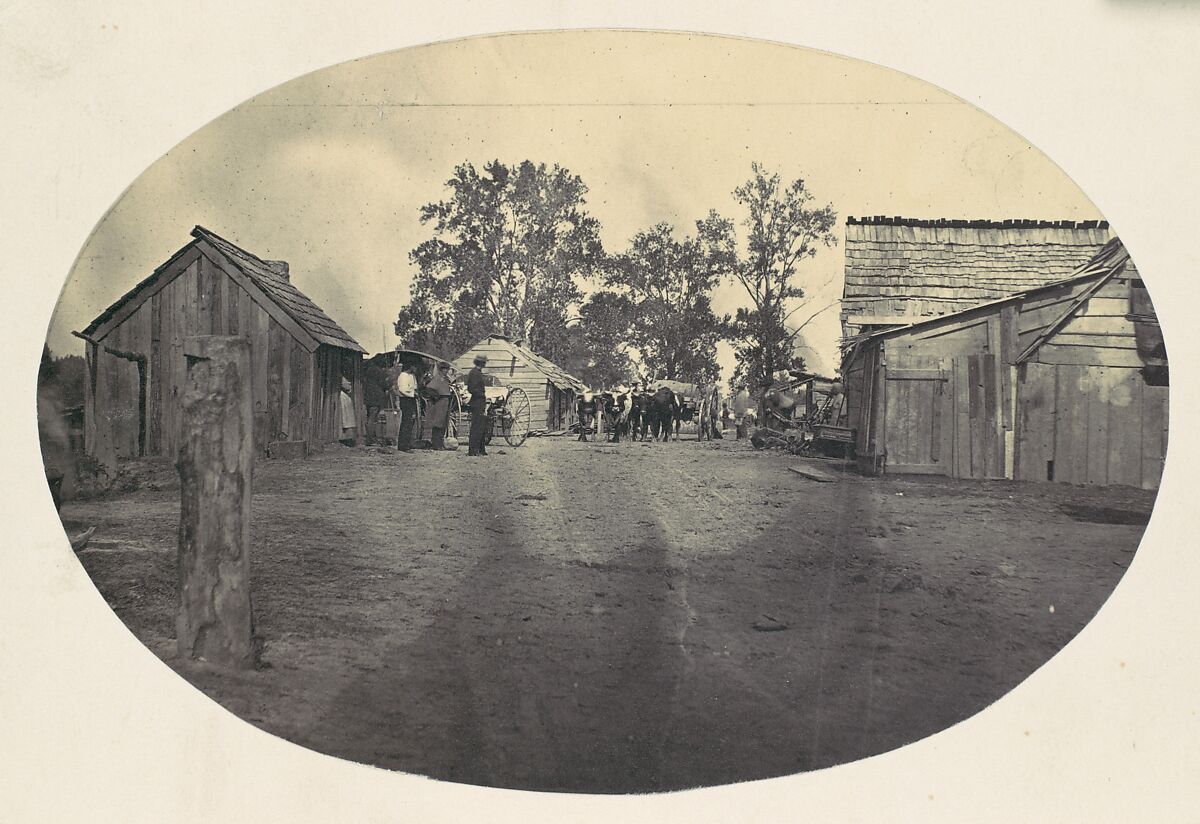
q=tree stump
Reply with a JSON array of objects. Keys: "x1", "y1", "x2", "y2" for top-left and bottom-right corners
[{"x1": 176, "y1": 336, "x2": 256, "y2": 668}]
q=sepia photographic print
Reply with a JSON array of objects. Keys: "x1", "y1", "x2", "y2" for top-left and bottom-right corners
[{"x1": 30, "y1": 26, "x2": 1176, "y2": 800}]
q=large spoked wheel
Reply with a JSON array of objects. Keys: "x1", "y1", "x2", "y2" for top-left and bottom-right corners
[
  {"x1": 502, "y1": 387, "x2": 531, "y2": 446},
  {"x1": 415, "y1": 396, "x2": 429, "y2": 441},
  {"x1": 446, "y1": 391, "x2": 461, "y2": 441}
]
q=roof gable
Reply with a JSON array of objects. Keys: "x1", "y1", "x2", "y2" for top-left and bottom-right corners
[
  {"x1": 845, "y1": 238, "x2": 1132, "y2": 351},
  {"x1": 842, "y1": 217, "x2": 1113, "y2": 329},
  {"x1": 80, "y1": 241, "x2": 203, "y2": 339},
  {"x1": 459, "y1": 333, "x2": 587, "y2": 391},
  {"x1": 192, "y1": 227, "x2": 364, "y2": 353},
  {"x1": 80, "y1": 228, "x2": 364, "y2": 354}
]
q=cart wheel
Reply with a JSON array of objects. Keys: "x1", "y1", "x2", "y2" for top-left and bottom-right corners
[
  {"x1": 416, "y1": 396, "x2": 428, "y2": 443},
  {"x1": 447, "y1": 391, "x2": 461, "y2": 440},
  {"x1": 503, "y1": 387, "x2": 531, "y2": 446}
]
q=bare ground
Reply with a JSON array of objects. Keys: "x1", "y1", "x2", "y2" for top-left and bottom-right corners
[{"x1": 60, "y1": 435, "x2": 1156, "y2": 793}]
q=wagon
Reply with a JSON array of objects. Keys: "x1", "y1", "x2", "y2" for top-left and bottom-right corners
[
  {"x1": 475, "y1": 374, "x2": 533, "y2": 447},
  {"x1": 761, "y1": 374, "x2": 855, "y2": 457},
  {"x1": 653, "y1": 380, "x2": 721, "y2": 439}
]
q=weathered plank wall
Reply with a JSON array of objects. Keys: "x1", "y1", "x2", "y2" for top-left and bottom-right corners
[
  {"x1": 88, "y1": 250, "x2": 362, "y2": 459},
  {"x1": 452, "y1": 339, "x2": 565, "y2": 430},
  {"x1": 1015, "y1": 269, "x2": 1168, "y2": 489},
  {"x1": 843, "y1": 268, "x2": 1168, "y2": 488},
  {"x1": 546, "y1": 385, "x2": 577, "y2": 431}
]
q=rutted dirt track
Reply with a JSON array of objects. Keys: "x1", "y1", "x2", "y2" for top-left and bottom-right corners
[{"x1": 62, "y1": 436, "x2": 1155, "y2": 793}]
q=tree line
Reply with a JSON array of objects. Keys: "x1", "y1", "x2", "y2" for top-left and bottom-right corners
[{"x1": 395, "y1": 159, "x2": 837, "y2": 390}]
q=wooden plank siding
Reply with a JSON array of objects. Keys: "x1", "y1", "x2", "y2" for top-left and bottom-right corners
[
  {"x1": 149, "y1": 291, "x2": 162, "y2": 455},
  {"x1": 842, "y1": 261, "x2": 1167, "y2": 489},
  {"x1": 452, "y1": 337, "x2": 585, "y2": 431},
  {"x1": 83, "y1": 246, "x2": 361, "y2": 462},
  {"x1": 1142, "y1": 386, "x2": 1169, "y2": 490}
]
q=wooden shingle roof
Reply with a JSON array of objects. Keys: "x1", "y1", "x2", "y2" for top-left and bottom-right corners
[
  {"x1": 81, "y1": 227, "x2": 365, "y2": 354},
  {"x1": 512, "y1": 343, "x2": 588, "y2": 392},
  {"x1": 844, "y1": 237, "x2": 1131, "y2": 350},
  {"x1": 461, "y1": 333, "x2": 588, "y2": 391},
  {"x1": 192, "y1": 227, "x2": 365, "y2": 353},
  {"x1": 841, "y1": 216, "x2": 1112, "y2": 333}
]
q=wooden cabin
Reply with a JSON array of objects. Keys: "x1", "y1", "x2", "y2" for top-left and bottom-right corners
[
  {"x1": 452, "y1": 334, "x2": 586, "y2": 432},
  {"x1": 841, "y1": 239, "x2": 1168, "y2": 489},
  {"x1": 77, "y1": 226, "x2": 366, "y2": 463},
  {"x1": 841, "y1": 217, "x2": 1113, "y2": 342}
]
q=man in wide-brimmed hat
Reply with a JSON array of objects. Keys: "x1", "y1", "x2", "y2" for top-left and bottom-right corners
[{"x1": 465, "y1": 353, "x2": 489, "y2": 457}]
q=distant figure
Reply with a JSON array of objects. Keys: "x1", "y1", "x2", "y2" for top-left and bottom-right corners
[
  {"x1": 394, "y1": 362, "x2": 418, "y2": 453},
  {"x1": 362, "y1": 361, "x2": 391, "y2": 444},
  {"x1": 733, "y1": 386, "x2": 752, "y2": 439},
  {"x1": 465, "y1": 354, "x2": 489, "y2": 457},
  {"x1": 627, "y1": 382, "x2": 647, "y2": 441},
  {"x1": 697, "y1": 383, "x2": 722, "y2": 441},
  {"x1": 338, "y1": 378, "x2": 358, "y2": 446},
  {"x1": 423, "y1": 360, "x2": 454, "y2": 450}
]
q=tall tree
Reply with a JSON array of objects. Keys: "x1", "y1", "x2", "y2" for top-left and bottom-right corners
[
  {"x1": 605, "y1": 216, "x2": 735, "y2": 383},
  {"x1": 556, "y1": 290, "x2": 637, "y2": 388},
  {"x1": 726, "y1": 163, "x2": 838, "y2": 391},
  {"x1": 395, "y1": 159, "x2": 604, "y2": 361}
]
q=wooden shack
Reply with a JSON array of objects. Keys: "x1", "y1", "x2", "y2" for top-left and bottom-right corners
[
  {"x1": 77, "y1": 226, "x2": 366, "y2": 462},
  {"x1": 452, "y1": 333, "x2": 586, "y2": 432},
  {"x1": 841, "y1": 217, "x2": 1112, "y2": 341},
  {"x1": 841, "y1": 238, "x2": 1169, "y2": 489}
]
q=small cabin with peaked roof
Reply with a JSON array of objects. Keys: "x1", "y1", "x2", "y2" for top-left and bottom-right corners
[
  {"x1": 76, "y1": 226, "x2": 366, "y2": 462},
  {"x1": 451, "y1": 333, "x2": 587, "y2": 432},
  {"x1": 841, "y1": 238, "x2": 1168, "y2": 489},
  {"x1": 841, "y1": 217, "x2": 1113, "y2": 342}
]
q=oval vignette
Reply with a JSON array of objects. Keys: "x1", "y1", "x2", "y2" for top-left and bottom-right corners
[{"x1": 38, "y1": 30, "x2": 1168, "y2": 793}]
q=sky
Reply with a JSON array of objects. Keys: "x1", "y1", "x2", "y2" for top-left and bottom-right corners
[{"x1": 46, "y1": 30, "x2": 1104, "y2": 380}]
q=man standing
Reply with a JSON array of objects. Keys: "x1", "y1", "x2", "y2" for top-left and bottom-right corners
[
  {"x1": 394, "y1": 361, "x2": 418, "y2": 453},
  {"x1": 466, "y1": 354, "x2": 489, "y2": 457},
  {"x1": 732, "y1": 385, "x2": 752, "y2": 440},
  {"x1": 627, "y1": 381, "x2": 643, "y2": 441},
  {"x1": 362, "y1": 360, "x2": 390, "y2": 445},
  {"x1": 709, "y1": 385, "x2": 724, "y2": 439},
  {"x1": 423, "y1": 360, "x2": 454, "y2": 451}
]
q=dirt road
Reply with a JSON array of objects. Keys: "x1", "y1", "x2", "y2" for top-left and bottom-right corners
[{"x1": 63, "y1": 435, "x2": 1155, "y2": 793}]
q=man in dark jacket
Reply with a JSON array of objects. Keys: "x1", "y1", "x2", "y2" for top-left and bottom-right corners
[
  {"x1": 362, "y1": 361, "x2": 391, "y2": 444},
  {"x1": 423, "y1": 361, "x2": 454, "y2": 451},
  {"x1": 466, "y1": 354, "x2": 489, "y2": 457}
]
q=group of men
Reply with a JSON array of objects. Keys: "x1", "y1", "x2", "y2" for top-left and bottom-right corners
[
  {"x1": 378, "y1": 357, "x2": 456, "y2": 454},
  {"x1": 382, "y1": 352, "x2": 492, "y2": 457}
]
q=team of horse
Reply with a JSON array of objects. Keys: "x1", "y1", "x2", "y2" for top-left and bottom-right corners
[{"x1": 575, "y1": 382, "x2": 722, "y2": 444}]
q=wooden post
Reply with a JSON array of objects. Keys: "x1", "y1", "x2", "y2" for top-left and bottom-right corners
[
  {"x1": 177, "y1": 335, "x2": 256, "y2": 668},
  {"x1": 86, "y1": 342, "x2": 119, "y2": 472}
]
